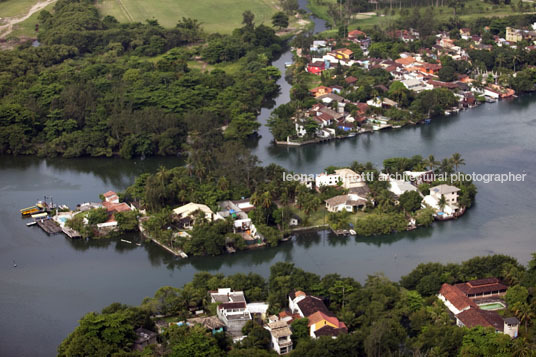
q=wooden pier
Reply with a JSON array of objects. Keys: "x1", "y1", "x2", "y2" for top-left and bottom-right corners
[
  {"x1": 62, "y1": 226, "x2": 81, "y2": 239},
  {"x1": 36, "y1": 219, "x2": 62, "y2": 234}
]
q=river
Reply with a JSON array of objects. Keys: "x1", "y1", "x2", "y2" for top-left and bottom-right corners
[{"x1": 1, "y1": 4, "x2": 536, "y2": 357}]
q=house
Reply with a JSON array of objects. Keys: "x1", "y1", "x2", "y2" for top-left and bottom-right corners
[
  {"x1": 333, "y1": 48, "x2": 354, "y2": 61},
  {"x1": 210, "y1": 288, "x2": 246, "y2": 304},
  {"x1": 506, "y1": 27, "x2": 523, "y2": 43},
  {"x1": 395, "y1": 56, "x2": 416, "y2": 67},
  {"x1": 454, "y1": 278, "x2": 508, "y2": 299},
  {"x1": 172, "y1": 203, "x2": 222, "y2": 229},
  {"x1": 483, "y1": 87, "x2": 500, "y2": 99},
  {"x1": 310, "y1": 86, "x2": 332, "y2": 97},
  {"x1": 334, "y1": 168, "x2": 365, "y2": 189},
  {"x1": 366, "y1": 97, "x2": 398, "y2": 109},
  {"x1": 315, "y1": 172, "x2": 341, "y2": 188},
  {"x1": 456, "y1": 308, "x2": 505, "y2": 332},
  {"x1": 187, "y1": 316, "x2": 225, "y2": 334},
  {"x1": 289, "y1": 214, "x2": 301, "y2": 227},
  {"x1": 307, "y1": 61, "x2": 326, "y2": 75},
  {"x1": 288, "y1": 291, "x2": 347, "y2": 338},
  {"x1": 438, "y1": 283, "x2": 477, "y2": 315},
  {"x1": 403, "y1": 170, "x2": 434, "y2": 185},
  {"x1": 216, "y1": 301, "x2": 251, "y2": 336},
  {"x1": 422, "y1": 194, "x2": 457, "y2": 216},
  {"x1": 133, "y1": 328, "x2": 157, "y2": 351},
  {"x1": 265, "y1": 320, "x2": 293, "y2": 355},
  {"x1": 325, "y1": 194, "x2": 368, "y2": 212},
  {"x1": 460, "y1": 28, "x2": 471, "y2": 39},
  {"x1": 308, "y1": 311, "x2": 347, "y2": 338},
  {"x1": 102, "y1": 191, "x2": 119, "y2": 204},
  {"x1": 389, "y1": 180, "x2": 418, "y2": 196},
  {"x1": 430, "y1": 184, "x2": 459, "y2": 206},
  {"x1": 348, "y1": 29, "x2": 366, "y2": 39},
  {"x1": 247, "y1": 302, "x2": 270, "y2": 320},
  {"x1": 345, "y1": 76, "x2": 358, "y2": 86}
]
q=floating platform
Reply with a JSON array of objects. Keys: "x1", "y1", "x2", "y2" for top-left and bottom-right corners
[
  {"x1": 62, "y1": 226, "x2": 81, "y2": 239},
  {"x1": 36, "y1": 219, "x2": 62, "y2": 234}
]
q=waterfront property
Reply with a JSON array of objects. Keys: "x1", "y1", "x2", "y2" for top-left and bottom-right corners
[
  {"x1": 265, "y1": 320, "x2": 293, "y2": 355},
  {"x1": 438, "y1": 280, "x2": 519, "y2": 338}
]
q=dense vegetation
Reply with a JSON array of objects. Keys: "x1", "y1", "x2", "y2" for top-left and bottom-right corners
[
  {"x1": 0, "y1": 0, "x2": 283, "y2": 157},
  {"x1": 58, "y1": 253, "x2": 536, "y2": 356}
]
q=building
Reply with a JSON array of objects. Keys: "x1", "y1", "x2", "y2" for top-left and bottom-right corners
[
  {"x1": 506, "y1": 27, "x2": 523, "y2": 43},
  {"x1": 334, "y1": 168, "x2": 365, "y2": 189},
  {"x1": 216, "y1": 301, "x2": 251, "y2": 336},
  {"x1": 308, "y1": 311, "x2": 347, "y2": 338},
  {"x1": 307, "y1": 61, "x2": 326, "y2": 75},
  {"x1": 210, "y1": 288, "x2": 246, "y2": 304},
  {"x1": 430, "y1": 184, "x2": 459, "y2": 206},
  {"x1": 454, "y1": 278, "x2": 508, "y2": 299},
  {"x1": 348, "y1": 29, "x2": 366, "y2": 39},
  {"x1": 388, "y1": 180, "x2": 418, "y2": 197},
  {"x1": 438, "y1": 282, "x2": 519, "y2": 338},
  {"x1": 172, "y1": 202, "x2": 222, "y2": 229},
  {"x1": 401, "y1": 78, "x2": 434, "y2": 93},
  {"x1": 333, "y1": 48, "x2": 354, "y2": 61},
  {"x1": 310, "y1": 86, "x2": 332, "y2": 97},
  {"x1": 265, "y1": 320, "x2": 293, "y2": 355},
  {"x1": 133, "y1": 328, "x2": 157, "y2": 351},
  {"x1": 325, "y1": 194, "x2": 368, "y2": 213},
  {"x1": 403, "y1": 170, "x2": 434, "y2": 185},
  {"x1": 315, "y1": 172, "x2": 341, "y2": 188},
  {"x1": 102, "y1": 190, "x2": 119, "y2": 204},
  {"x1": 288, "y1": 291, "x2": 347, "y2": 338}
]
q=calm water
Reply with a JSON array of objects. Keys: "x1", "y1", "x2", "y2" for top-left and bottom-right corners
[{"x1": 2, "y1": 7, "x2": 536, "y2": 357}]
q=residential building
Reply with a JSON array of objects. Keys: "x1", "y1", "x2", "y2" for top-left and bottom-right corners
[
  {"x1": 325, "y1": 194, "x2": 368, "y2": 212},
  {"x1": 310, "y1": 86, "x2": 332, "y2": 97},
  {"x1": 307, "y1": 61, "x2": 326, "y2": 75},
  {"x1": 210, "y1": 288, "x2": 246, "y2": 304},
  {"x1": 315, "y1": 172, "x2": 341, "y2": 188},
  {"x1": 216, "y1": 301, "x2": 251, "y2": 336},
  {"x1": 102, "y1": 190, "x2": 119, "y2": 204},
  {"x1": 186, "y1": 316, "x2": 225, "y2": 335},
  {"x1": 403, "y1": 170, "x2": 434, "y2": 185},
  {"x1": 430, "y1": 184, "x2": 459, "y2": 206},
  {"x1": 172, "y1": 202, "x2": 222, "y2": 229},
  {"x1": 506, "y1": 27, "x2": 523, "y2": 43},
  {"x1": 334, "y1": 168, "x2": 365, "y2": 189},
  {"x1": 265, "y1": 320, "x2": 293, "y2": 355},
  {"x1": 454, "y1": 278, "x2": 508, "y2": 299},
  {"x1": 389, "y1": 180, "x2": 418, "y2": 196}
]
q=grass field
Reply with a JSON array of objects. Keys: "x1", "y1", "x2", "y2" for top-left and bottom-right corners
[
  {"x1": 308, "y1": 0, "x2": 534, "y2": 32},
  {"x1": 96, "y1": 0, "x2": 279, "y2": 33},
  {"x1": 0, "y1": 0, "x2": 39, "y2": 18}
]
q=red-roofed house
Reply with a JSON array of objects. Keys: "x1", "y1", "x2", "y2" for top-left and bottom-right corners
[
  {"x1": 438, "y1": 283, "x2": 477, "y2": 315},
  {"x1": 348, "y1": 29, "x2": 366, "y2": 39},
  {"x1": 103, "y1": 191, "x2": 119, "y2": 204},
  {"x1": 308, "y1": 311, "x2": 348, "y2": 338},
  {"x1": 307, "y1": 61, "x2": 326, "y2": 75},
  {"x1": 454, "y1": 278, "x2": 508, "y2": 299},
  {"x1": 310, "y1": 86, "x2": 332, "y2": 97}
]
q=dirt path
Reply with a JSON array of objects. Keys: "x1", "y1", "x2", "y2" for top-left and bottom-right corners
[{"x1": 0, "y1": 0, "x2": 57, "y2": 39}]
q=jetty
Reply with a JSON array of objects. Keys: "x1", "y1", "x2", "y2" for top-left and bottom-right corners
[
  {"x1": 62, "y1": 226, "x2": 81, "y2": 239},
  {"x1": 36, "y1": 219, "x2": 62, "y2": 234}
]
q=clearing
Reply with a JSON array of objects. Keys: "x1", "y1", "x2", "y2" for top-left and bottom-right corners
[
  {"x1": 0, "y1": 0, "x2": 56, "y2": 38},
  {"x1": 96, "y1": 0, "x2": 280, "y2": 33}
]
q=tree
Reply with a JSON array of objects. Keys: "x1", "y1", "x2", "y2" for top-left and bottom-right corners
[
  {"x1": 272, "y1": 12, "x2": 289, "y2": 30},
  {"x1": 438, "y1": 195, "x2": 447, "y2": 211},
  {"x1": 242, "y1": 10, "x2": 255, "y2": 29},
  {"x1": 438, "y1": 66, "x2": 456, "y2": 82},
  {"x1": 115, "y1": 210, "x2": 139, "y2": 232},
  {"x1": 87, "y1": 207, "x2": 109, "y2": 225},
  {"x1": 290, "y1": 318, "x2": 310, "y2": 341},
  {"x1": 425, "y1": 155, "x2": 440, "y2": 172},
  {"x1": 512, "y1": 302, "x2": 534, "y2": 333},
  {"x1": 399, "y1": 190, "x2": 422, "y2": 213},
  {"x1": 165, "y1": 324, "x2": 224, "y2": 357},
  {"x1": 451, "y1": 153, "x2": 465, "y2": 172}
]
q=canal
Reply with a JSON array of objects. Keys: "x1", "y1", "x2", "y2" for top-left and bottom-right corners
[{"x1": 1, "y1": 4, "x2": 536, "y2": 357}]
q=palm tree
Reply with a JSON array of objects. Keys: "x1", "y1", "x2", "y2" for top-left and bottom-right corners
[
  {"x1": 513, "y1": 302, "x2": 535, "y2": 333},
  {"x1": 425, "y1": 155, "x2": 440, "y2": 172},
  {"x1": 512, "y1": 52, "x2": 521, "y2": 73},
  {"x1": 495, "y1": 52, "x2": 506, "y2": 70},
  {"x1": 450, "y1": 153, "x2": 465, "y2": 172},
  {"x1": 250, "y1": 192, "x2": 260, "y2": 207},
  {"x1": 438, "y1": 195, "x2": 447, "y2": 212}
]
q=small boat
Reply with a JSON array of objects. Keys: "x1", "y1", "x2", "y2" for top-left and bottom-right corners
[
  {"x1": 349, "y1": 229, "x2": 356, "y2": 235},
  {"x1": 26, "y1": 221, "x2": 37, "y2": 227},
  {"x1": 120, "y1": 239, "x2": 132, "y2": 244},
  {"x1": 13, "y1": 259, "x2": 17, "y2": 268},
  {"x1": 392, "y1": 125, "x2": 401, "y2": 129},
  {"x1": 424, "y1": 118, "x2": 431, "y2": 124},
  {"x1": 31, "y1": 212, "x2": 48, "y2": 219},
  {"x1": 284, "y1": 62, "x2": 292, "y2": 67},
  {"x1": 136, "y1": 243, "x2": 141, "y2": 246}
]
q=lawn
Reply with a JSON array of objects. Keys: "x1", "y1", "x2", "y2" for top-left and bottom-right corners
[
  {"x1": 96, "y1": 0, "x2": 280, "y2": 33},
  {"x1": 308, "y1": 0, "x2": 534, "y2": 33},
  {"x1": 0, "y1": 0, "x2": 39, "y2": 18}
]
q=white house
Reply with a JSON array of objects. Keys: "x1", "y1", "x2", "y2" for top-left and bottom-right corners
[
  {"x1": 265, "y1": 320, "x2": 293, "y2": 355},
  {"x1": 400, "y1": 78, "x2": 434, "y2": 93},
  {"x1": 334, "y1": 168, "x2": 365, "y2": 189},
  {"x1": 484, "y1": 87, "x2": 500, "y2": 99},
  {"x1": 430, "y1": 184, "x2": 459, "y2": 206},
  {"x1": 389, "y1": 180, "x2": 418, "y2": 196},
  {"x1": 315, "y1": 172, "x2": 341, "y2": 188},
  {"x1": 422, "y1": 195, "x2": 456, "y2": 215},
  {"x1": 325, "y1": 194, "x2": 368, "y2": 212}
]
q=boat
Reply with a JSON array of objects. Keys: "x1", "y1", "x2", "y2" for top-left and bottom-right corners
[
  {"x1": 284, "y1": 62, "x2": 292, "y2": 67},
  {"x1": 31, "y1": 212, "x2": 48, "y2": 219},
  {"x1": 424, "y1": 118, "x2": 431, "y2": 124},
  {"x1": 349, "y1": 229, "x2": 356, "y2": 235},
  {"x1": 136, "y1": 243, "x2": 141, "y2": 246},
  {"x1": 120, "y1": 239, "x2": 132, "y2": 244},
  {"x1": 26, "y1": 221, "x2": 37, "y2": 227},
  {"x1": 20, "y1": 202, "x2": 46, "y2": 216}
]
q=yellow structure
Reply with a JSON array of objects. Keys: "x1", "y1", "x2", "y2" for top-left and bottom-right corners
[
  {"x1": 334, "y1": 48, "x2": 353, "y2": 60},
  {"x1": 506, "y1": 27, "x2": 522, "y2": 43}
]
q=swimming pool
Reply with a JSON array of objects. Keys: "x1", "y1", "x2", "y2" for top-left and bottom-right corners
[{"x1": 478, "y1": 302, "x2": 505, "y2": 310}]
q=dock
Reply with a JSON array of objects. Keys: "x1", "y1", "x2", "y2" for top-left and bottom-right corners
[
  {"x1": 62, "y1": 226, "x2": 81, "y2": 239},
  {"x1": 36, "y1": 219, "x2": 62, "y2": 234}
]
